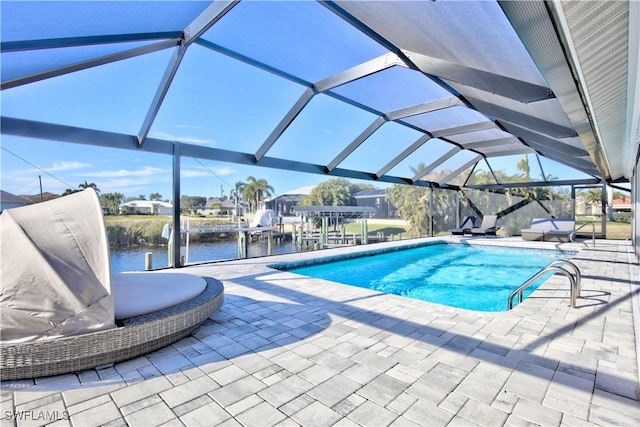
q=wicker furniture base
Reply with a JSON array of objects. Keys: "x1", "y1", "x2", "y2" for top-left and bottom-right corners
[{"x1": 1, "y1": 277, "x2": 224, "y2": 380}]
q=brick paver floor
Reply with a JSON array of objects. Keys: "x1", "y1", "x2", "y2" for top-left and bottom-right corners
[{"x1": 1, "y1": 237, "x2": 638, "y2": 426}]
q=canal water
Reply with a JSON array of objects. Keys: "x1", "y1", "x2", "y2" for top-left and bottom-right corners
[{"x1": 110, "y1": 239, "x2": 299, "y2": 272}]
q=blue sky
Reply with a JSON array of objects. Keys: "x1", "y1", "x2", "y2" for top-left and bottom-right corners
[
  {"x1": 0, "y1": 0, "x2": 602, "y2": 201},
  {"x1": 0, "y1": 134, "x2": 340, "y2": 201},
  {"x1": 0, "y1": 1, "x2": 389, "y2": 200}
]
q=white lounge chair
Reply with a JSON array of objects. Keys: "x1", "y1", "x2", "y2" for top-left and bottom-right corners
[
  {"x1": 470, "y1": 215, "x2": 499, "y2": 236},
  {"x1": 449, "y1": 215, "x2": 476, "y2": 235}
]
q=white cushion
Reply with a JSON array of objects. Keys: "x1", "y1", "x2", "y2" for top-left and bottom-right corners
[{"x1": 112, "y1": 272, "x2": 207, "y2": 320}]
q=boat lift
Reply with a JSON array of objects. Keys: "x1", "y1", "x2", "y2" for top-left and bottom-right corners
[{"x1": 292, "y1": 206, "x2": 376, "y2": 249}]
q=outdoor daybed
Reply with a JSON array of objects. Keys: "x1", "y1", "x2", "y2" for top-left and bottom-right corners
[
  {"x1": 521, "y1": 218, "x2": 576, "y2": 242},
  {"x1": 0, "y1": 277, "x2": 223, "y2": 380},
  {"x1": 0, "y1": 189, "x2": 224, "y2": 380}
]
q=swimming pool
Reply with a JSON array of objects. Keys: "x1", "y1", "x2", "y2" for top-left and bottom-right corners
[{"x1": 271, "y1": 243, "x2": 575, "y2": 312}]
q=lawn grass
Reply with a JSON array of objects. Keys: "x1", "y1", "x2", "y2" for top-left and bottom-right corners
[
  {"x1": 343, "y1": 223, "x2": 407, "y2": 237},
  {"x1": 346, "y1": 218, "x2": 632, "y2": 240},
  {"x1": 605, "y1": 220, "x2": 631, "y2": 240},
  {"x1": 575, "y1": 216, "x2": 631, "y2": 240}
]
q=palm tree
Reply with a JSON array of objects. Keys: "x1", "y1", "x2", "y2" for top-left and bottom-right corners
[
  {"x1": 385, "y1": 163, "x2": 465, "y2": 236},
  {"x1": 230, "y1": 181, "x2": 245, "y2": 216},
  {"x1": 242, "y1": 176, "x2": 274, "y2": 212},
  {"x1": 387, "y1": 184, "x2": 429, "y2": 236},
  {"x1": 516, "y1": 154, "x2": 530, "y2": 179},
  {"x1": 78, "y1": 180, "x2": 100, "y2": 194},
  {"x1": 100, "y1": 192, "x2": 124, "y2": 215},
  {"x1": 230, "y1": 181, "x2": 244, "y2": 203},
  {"x1": 582, "y1": 189, "x2": 602, "y2": 206}
]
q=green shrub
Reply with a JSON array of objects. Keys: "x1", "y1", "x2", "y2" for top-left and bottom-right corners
[
  {"x1": 105, "y1": 216, "x2": 239, "y2": 246},
  {"x1": 106, "y1": 219, "x2": 167, "y2": 246},
  {"x1": 613, "y1": 212, "x2": 631, "y2": 222}
]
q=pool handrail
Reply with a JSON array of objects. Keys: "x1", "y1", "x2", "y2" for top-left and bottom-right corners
[
  {"x1": 575, "y1": 222, "x2": 596, "y2": 247},
  {"x1": 546, "y1": 259, "x2": 581, "y2": 298},
  {"x1": 508, "y1": 259, "x2": 580, "y2": 310}
]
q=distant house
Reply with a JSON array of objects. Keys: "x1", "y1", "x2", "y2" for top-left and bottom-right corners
[
  {"x1": 0, "y1": 190, "x2": 30, "y2": 212},
  {"x1": 575, "y1": 195, "x2": 597, "y2": 215},
  {"x1": 18, "y1": 192, "x2": 59, "y2": 204},
  {"x1": 199, "y1": 197, "x2": 237, "y2": 216},
  {"x1": 265, "y1": 186, "x2": 314, "y2": 216},
  {"x1": 119, "y1": 200, "x2": 173, "y2": 215},
  {"x1": 353, "y1": 189, "x2": 397, "y2": 219},
  {"x1": 612, "y1": 194, "x2": 632, "y2": 212},
  {"x1": 576, "y1": 193, "x2": 632, "y2": 215}
]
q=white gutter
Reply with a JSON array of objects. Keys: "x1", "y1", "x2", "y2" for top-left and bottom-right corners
[{"x1": 625, "y1": 1, "x2": 640, "y2": 179}]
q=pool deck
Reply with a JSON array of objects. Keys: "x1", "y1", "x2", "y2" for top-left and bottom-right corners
[{"x1": 2, "y1": 237, "x2": 639, "y2": 426}]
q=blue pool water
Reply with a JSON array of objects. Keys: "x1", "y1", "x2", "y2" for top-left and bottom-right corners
[{"x1": 273, "y1": 243, "x2": 574, "y2": 312}]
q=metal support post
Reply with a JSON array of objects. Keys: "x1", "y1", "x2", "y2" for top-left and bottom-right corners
[
  {"x1": 321, "y1": 217, "x2": 328, "y2": 247},
  {"x1": 237, "y1": 230, "x2": 248, "y2": 259},
  {"x1": 429, "y1": 187, "x2": 434, "y2": 237},
  {"x1": 456, "y1": 192, "x2": 461, "y2": 227},
  {"x1": 363, "y1": 218, "x2": 368, "y2": 244},
  {"x1": 171, "y1": 142, "x2": 182, "y2": 268},
  {"x1": 292, "y1": 224, "x2": 297, "y2": 246}
]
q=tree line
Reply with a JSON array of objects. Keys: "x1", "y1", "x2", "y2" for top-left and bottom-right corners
[
  {"x1": 64, "y1": 176, "x2": 279, "y2": 215},
  {"x1": 56, "y1": 155, "x2": 629, "y2": 235},
  {"x1": 180, "y1": 176, "x2": 275, "y2": 215}
]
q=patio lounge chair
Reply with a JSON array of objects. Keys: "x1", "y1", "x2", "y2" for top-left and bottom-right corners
[
  {"x1": 449, "y1": 215, "x2": 476, "y2": 235},
  {"x1": 470, "y1": 215, "x2": 499, "y2": 236}
]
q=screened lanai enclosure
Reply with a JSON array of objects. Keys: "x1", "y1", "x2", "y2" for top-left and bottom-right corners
[{"x1": 2, "y1": 1, "x2": 639, "y2": 265}]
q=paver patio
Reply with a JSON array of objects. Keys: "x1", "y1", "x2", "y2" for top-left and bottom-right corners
[{"x1": 1, "y1": 237, "x2": 638, "y2": 426}]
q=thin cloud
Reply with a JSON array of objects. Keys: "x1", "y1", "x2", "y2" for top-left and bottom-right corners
[
  {"x1": 96, "y1": 176, "x2": 172, "y2": 197},
  {"x1": 183, "y1": 165, "x2": 236, "y2": 178},
  {"x1": 83, "y1": 166, "x2": 167, "y2": 178},
  {"x1": 181, "y1": 169, "x2": 210, "y2": 178},
  {"x1": 177, "y1": 125, "x2": 207, "y2": 130},
  {"x1": 205, "y1": 166, "x2": 235, "y2": 176},
  {"x1": 45, "y1": 161, "x2": 91, "y2": 172},
  {"x1": 152, "y1": 131, "x2": 214, "y2": 146}
]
